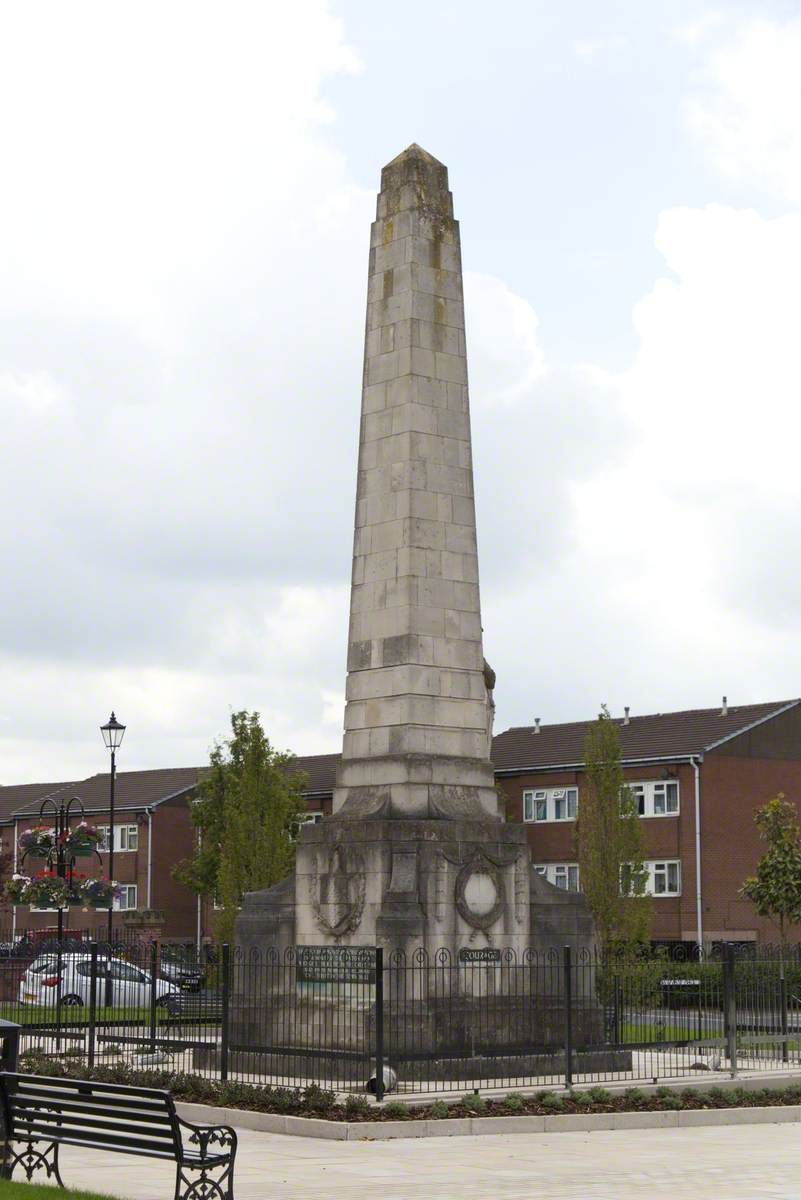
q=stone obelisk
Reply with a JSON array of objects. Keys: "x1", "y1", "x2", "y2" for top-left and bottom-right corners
[
  {"x1": 334, "y1": 143, "x2": 498, "y2": 822},
  {"x1": 236, "y1": 146, "x2": 594, "y2": 965}
]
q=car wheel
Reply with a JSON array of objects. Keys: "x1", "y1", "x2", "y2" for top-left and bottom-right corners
[
  {"x1": 61, "y1": 995, "x2": 83, "y2": 1007},
  {"x1": 156, "y1": 994, "x2": 174, "y2": 1008}
]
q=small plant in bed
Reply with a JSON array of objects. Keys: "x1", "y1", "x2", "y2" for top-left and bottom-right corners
[
  {"x1": 17, "y1": 1052, "x2": 801, "y2": 1123},
  {"x1": 382, "y1": 1100, "x2": 411, "y2": 1120},
  {"x1": 460, "y1": 1092, "x2": 488, "y2": 1115}
]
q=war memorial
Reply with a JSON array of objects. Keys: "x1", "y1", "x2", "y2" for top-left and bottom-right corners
[{"x1": 233, "y1": 145, "x2": 601, "y2": 1085}]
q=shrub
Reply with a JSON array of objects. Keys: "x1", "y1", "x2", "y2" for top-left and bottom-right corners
[
  {"x1": 461, "y1": 1092, "x2": 487, "y2": 1114},
  {"x1": 344, "y1": 1095, "x2": 370, "y2": 1117},
  {"x1": 539, "y1": 1093, "x2": 564, "y2": 1110},
  {"x1": 623, "y1": 1087, "x2": 645, "y2": 1104},
  {"x1": 588, "y1": 1086, "x2": 612, "y2": 1103},
  {"x1": 428, "y1": 1100, "x2": 450, "y2": 1119},
  {"x1": 383, "y1": 1101, "x2": 410, "y2": 1120},
  {"x1": 502, "y1": 1092, "x2": 526, "y2": 1113},
  {"x1": 301, "y1": 1084, "x2": 336, "y2": 1113},
  {"x1": 570, "y1": 1091, "x2": 592, "y2": 1107}
]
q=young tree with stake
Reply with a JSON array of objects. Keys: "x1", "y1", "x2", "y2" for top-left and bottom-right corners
[
  {"x1": 174, "y1": 710, "x2": 307, "y2": 943},
  {"x1": 575, "y1": 706, "x2": 651, "y2": 959},
  {"x1": 741, "y1": 793, "x2": 801, "y2": 949}
]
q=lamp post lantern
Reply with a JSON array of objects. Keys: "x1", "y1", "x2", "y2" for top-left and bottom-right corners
[{"x1": 100, "y1": 712, "x2": 126, "y2": 951}]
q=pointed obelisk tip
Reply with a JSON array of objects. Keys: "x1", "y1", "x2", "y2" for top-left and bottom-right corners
[
  {"x1": 380, "y1": 143, "x2": 450, "y2": 197},
  {"x1": 384, "y1": 143, "x2": 446, "y2": 170}
]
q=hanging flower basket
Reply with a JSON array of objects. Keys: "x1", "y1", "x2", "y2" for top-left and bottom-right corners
[
  {"x1": 4, "y1": 873, "x2": 31, "y2": 904},
  {"x1": 67, "y1": 872, "x2": 87, "y2": 906},
  {"x1": 64, "y1": 822, "x2": 101, "y2": 858},
  {"x1": 80, "y1": 877, "x2": 121, "y2": 909},
  {"x1": 18, "y1": 825, "x2": 56, "y2": 857},
  {"x1": 24, "y1": 872, "x2": 70, "y2": 909}
]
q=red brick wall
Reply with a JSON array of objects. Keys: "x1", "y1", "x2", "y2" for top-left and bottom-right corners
[
  {"x1": 150, "y1": 799, "x2": 199, "y2": 939},
  {"x1": 699, "y1": 753, "x2": 801, "y2": 942}
]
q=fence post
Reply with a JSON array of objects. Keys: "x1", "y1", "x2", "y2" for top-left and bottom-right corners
[
  {"x1": 723, "y1": 942, "x2": 738, "y2": 1077},
  {"x1": 374, "y1": 947, "x2": 385, "y2": 1102},
  {"x1": 0, "y1": 1021, "x2": 20, "y2": 1072},
  {"x1": 87, "y1": 943, "x2": 98, "y2": 1069},
  {"x1": 780, "y1": 963, "x2": 789, "y2": 1064},
  {"x1": 0, "y1": 1020, "x2": 19, "y2": 1180},
  {"x1": 149, "y1": 940, "x2": 158, "y2": 1054},
  {"x1": 563, "y1": 945, "x2": 573, "y2": 1090},
  {"x1": 613, "y1": 974, "x2": 622, "y2": 1045},
  {"x1": 220, "y1": 943, "x2": 230, "y2": 1083}
]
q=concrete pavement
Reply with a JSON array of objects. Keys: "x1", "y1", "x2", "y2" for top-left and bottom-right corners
[{"x1": 58, "y1": 1119, "x2": 801, "y2": 1199}]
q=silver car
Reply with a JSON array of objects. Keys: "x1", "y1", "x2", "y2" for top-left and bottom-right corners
[{"x1": 19, "y1": 954, "x2": 179, "y2": 1009}]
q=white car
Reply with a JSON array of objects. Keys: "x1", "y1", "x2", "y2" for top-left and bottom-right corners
[{"x1": 19, "y1": 954, "x2": 180, "y2": 1009}]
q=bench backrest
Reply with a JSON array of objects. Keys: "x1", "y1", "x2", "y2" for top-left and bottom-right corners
[{"x1": 0, "y1": 1072, "x2": 181, "y2": 1160}]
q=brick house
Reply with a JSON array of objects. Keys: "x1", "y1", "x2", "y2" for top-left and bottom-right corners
[
  {"x1": 491, "y1": 699, "x2": 801, "y2": 948},
  {"x1": 3, "y1": 700, "x2": 800, "y2": 947},
  {"x1": 0, "y1": 769, "x2": 201, "y2": 943}
]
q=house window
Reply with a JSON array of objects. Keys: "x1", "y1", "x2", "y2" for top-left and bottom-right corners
[
  {"x1": 114, "y1": 885, "x2": 138, "y2": 911},
  {"x1": 623, "y1": 781, "x2": 679, "y2": 818},
  {"x1": 648, "y1": 860, "x2": 681, "y2": 896},
  {"x1": 301, "y1": 812, "x2": 323, "y2": 825},
  {"x1": 534, "y1": 863, "x2": 580, "y2": 892},
  {"x1": 119, "y1": 825, "x2": 139, "y2": 851},
  {"x1": 523, "y1": 787, "x2": 578, "y2": 823},
  {"x1": 98, "y1": 824, "x2": 139, "y2": 852}
]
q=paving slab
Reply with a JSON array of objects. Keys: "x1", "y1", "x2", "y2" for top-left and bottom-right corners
[{"x1": 54, "y1": 1117, "x2": 801, "y2": 1199}]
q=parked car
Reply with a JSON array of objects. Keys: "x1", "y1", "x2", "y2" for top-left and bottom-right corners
[
  {"x1": 19, "y1": 955, "x2": 180, "y2": 1009},
  {"x1": 158, "y1": 952, "x2": 205, "y2": 992}
]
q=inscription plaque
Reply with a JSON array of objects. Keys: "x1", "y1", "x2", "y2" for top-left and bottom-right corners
[
  {"x1": 458, "y1": 947, "x2": 501, "y2": 964},
  {"x1": 296, "y1": 945, "x2": 377, "y2": 984}
]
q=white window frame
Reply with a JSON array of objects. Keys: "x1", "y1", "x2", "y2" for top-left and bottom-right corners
[
  {"x1": 625, "y1": 780, "x2": 680, "y2": 818},
  {"x1": 113, "y1": 884, "x2": 138, "y2": 911},
  {"x1": 534, "y1": 863, "x2": 580, "y2": 892},
  {"x1": 645, "y1": 859, "x2": 681, "y2": 897},
  {"x1": 97, "y1": 824, "x2": 139, "y2": 852},
  {"x1": 523, "y1": 787, "x2": 578, "y2": 824},
  {"x1": 301, "y1": 812, "x2": 323, "y2": 825}
]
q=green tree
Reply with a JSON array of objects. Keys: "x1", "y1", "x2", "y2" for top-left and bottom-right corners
[
  {"x1": 173, "y1": 710, "x2": 307, "y2": 943},
  {"x1": 575, "y1": 706, "x2": 651, "y2": 958},
  {"x1": 741, "y1": 793, "x2": 801, "y2": 948}
]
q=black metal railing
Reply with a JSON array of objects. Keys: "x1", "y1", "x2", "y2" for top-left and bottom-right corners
[{"x1": 6, "y1": 940, "x2": 801, "y2": 1096}]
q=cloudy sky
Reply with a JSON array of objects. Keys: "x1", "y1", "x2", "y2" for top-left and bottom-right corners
[{"x1": 2, "y1": 0, "x2": 801, "y2": 783}]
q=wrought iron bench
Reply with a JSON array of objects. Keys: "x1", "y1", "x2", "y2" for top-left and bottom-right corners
[{"x1": 0, "y1": 1071, "x2": 237, "y2": 1200}]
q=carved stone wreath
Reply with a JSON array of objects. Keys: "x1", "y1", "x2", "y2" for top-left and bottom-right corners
[
  {"x1": 454, "y1": 853, "x2": 505, "y2": 932},
  {"x1": 308, "y1": 846, "x2": 366, "y2": 940}
]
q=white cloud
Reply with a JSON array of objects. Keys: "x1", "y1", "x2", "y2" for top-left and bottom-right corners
[
  {"x1": 687, "y1": 17, "x2": 801, "y2": 205},
  {"x1": 6, "y1": 6, "x2": 801, "y2": 782}
]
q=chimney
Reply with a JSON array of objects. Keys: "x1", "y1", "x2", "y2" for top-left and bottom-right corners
[
  {"x1": 623, "y1": 706, "x2": 630, "y2": 725},
  {"x1": 534, "y1": 718, "x2": 541, "y2": 735},
  {"x1": 721, "y1": 696, "x2": 728, "y2": 716}
]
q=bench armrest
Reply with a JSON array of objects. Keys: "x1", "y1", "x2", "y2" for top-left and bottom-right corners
[{"x1": 177, "y1": 1116, "x2": 237, "y2": 1161}]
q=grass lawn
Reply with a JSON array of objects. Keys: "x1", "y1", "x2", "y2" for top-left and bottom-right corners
[
  {"x1": 621, "y1": 1021, "x2": 710, "y2": 1043},
  {"x1": 0, "y1": 1004, "x2": 168, "y2": 1025},
  {"x1": 0, "y1": 1182, "x2": 121, "y2": 1199}
]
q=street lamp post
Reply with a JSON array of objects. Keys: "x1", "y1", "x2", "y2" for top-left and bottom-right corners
[{"x1": 100, "y1": 712, "x2": 126, "y2": 953}]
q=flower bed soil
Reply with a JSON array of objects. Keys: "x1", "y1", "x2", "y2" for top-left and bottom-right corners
[{"x1": 18, "y1": 1052, "x2": 801, "y2": 1123}]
